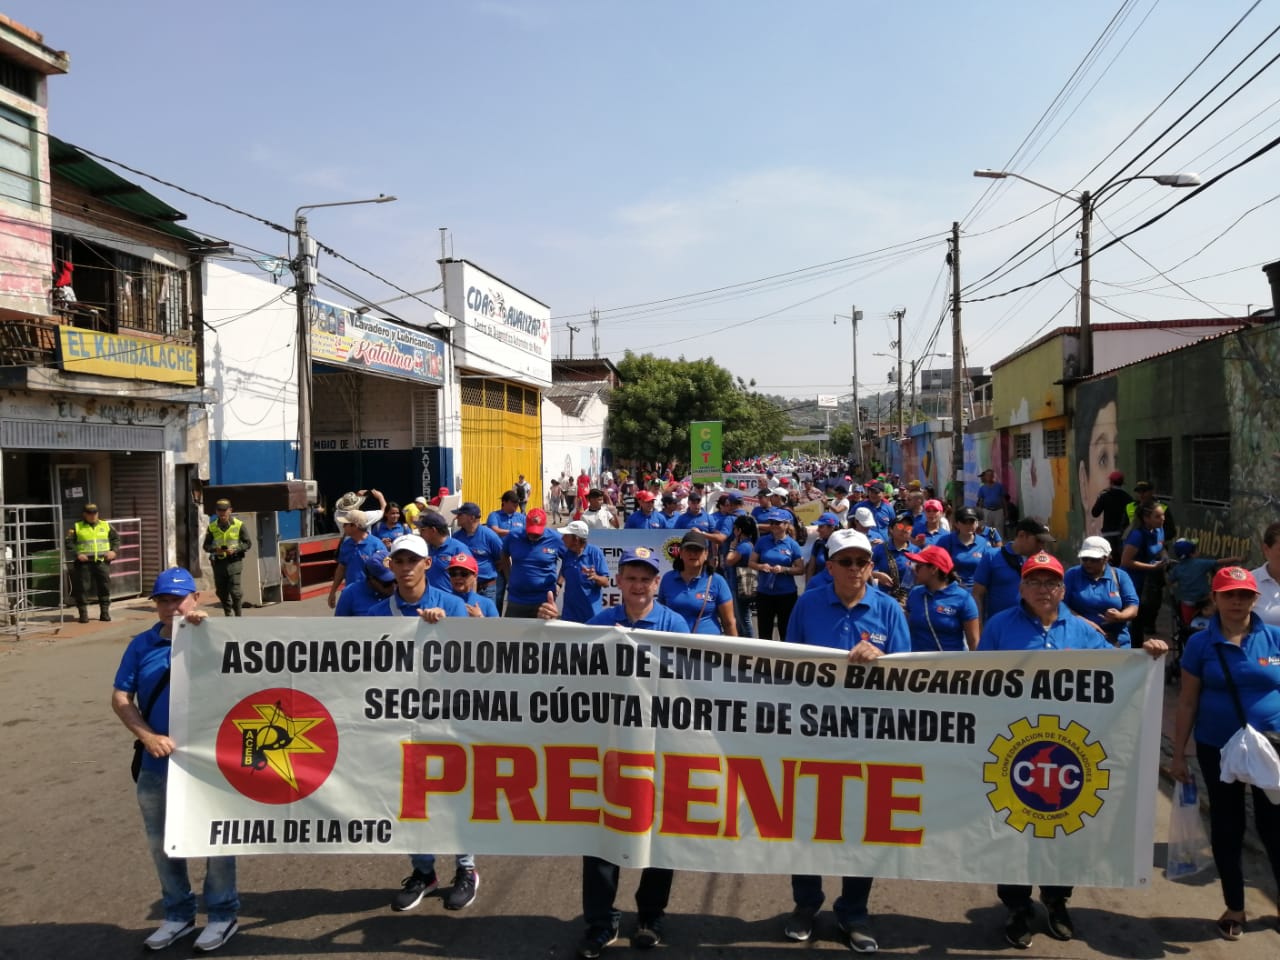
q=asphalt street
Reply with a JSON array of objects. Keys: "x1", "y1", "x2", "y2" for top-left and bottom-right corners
[{"x1": 0, "y1": 595, "x2": 1276, "y2": 959}]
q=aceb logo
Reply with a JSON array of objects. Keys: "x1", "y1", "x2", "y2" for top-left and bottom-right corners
[
  {"x1": 983, "y1": 715, "x2": 1109, "y2": 837},
  {"x1": 216, "y1": 688, "x2": 338, "y2": 805}
]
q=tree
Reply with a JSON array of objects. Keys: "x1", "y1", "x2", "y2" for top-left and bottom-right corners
[
  {"x1": 829, "y1": 422, "x2": 854, "y2": 456},
  {"x1": 608, "y1": 352, "x2": 787, "y2": 465}
]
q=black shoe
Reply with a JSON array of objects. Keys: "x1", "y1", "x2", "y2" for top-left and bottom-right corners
[
  {"x1": 1004, "y1": 905, "x2": 1035, "y2": 949},
  {"x1": 391, "y1": 869, "x2": 438, "y2": 911},
  {"x1": 836, "y1": 918, "x2": 878, "y2": 954},
  {"x1": 100, "y1": 611, "x2": 111, "y2": 622},
  {"x1": 784, "y1": 905, "x2": 819, "y2": 941},
  {"x1": 444, "y1": 867, "x2": 478, "y2": 910},
  {"x1": 631, "y1": 915, "x2": 664, "y2": 950},
  {"x1": 77, "y1": 611, "x2": 89, "y2": 624},
  {"x1": 576, "y1": 925, "x2": 619, "y2": 959},
  {"x1": 1041, "y1": 896, "x2": 1074, "y2": 941}
]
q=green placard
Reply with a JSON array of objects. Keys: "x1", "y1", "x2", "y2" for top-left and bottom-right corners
[{"x1": 689, "y1": 421, "x2": 722, "y2": 482}]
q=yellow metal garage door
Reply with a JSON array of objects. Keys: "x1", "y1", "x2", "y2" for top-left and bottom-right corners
[{"x1": 460, "y1": 378, "x2": 542, "y2": 514}]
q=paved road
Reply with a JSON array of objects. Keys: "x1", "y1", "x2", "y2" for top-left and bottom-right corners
[{"x1": 0, "y1": 598, "x2": 1276, "y2": 959}]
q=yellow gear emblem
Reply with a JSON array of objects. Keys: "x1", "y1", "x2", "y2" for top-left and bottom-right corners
[
  {"x1": 983, "y1": 715, "x2": 1109, "y2": 838},
  {"x1": 661, "y1": 536, "x2": 683, "y2": 563}
]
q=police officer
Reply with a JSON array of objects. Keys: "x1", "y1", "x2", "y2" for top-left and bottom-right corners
[
  {"x1": 66, "y1": 503, "x2": 119, "y2": 623},
  {"x1": 202, "y1": 499, "x2": 252, "y2": 616}
]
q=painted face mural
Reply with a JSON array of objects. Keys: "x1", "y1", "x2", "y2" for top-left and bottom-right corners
[{"x1": 1074, "y1": 378, "x2": 1118, "y2": 539}]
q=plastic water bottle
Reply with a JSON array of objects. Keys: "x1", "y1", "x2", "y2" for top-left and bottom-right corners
[{"x1": 1179, "y1": 780, "x2": 1197, "y2": 806}]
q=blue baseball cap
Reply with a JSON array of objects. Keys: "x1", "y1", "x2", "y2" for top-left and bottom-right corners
[
  {"x1": 151, "y1": 567, "x2": 197, "y2": 598},
  {"x1": 764, "y1": 509, "x2": 792, "y2": 523},
  {"x1": 618, "y1": 546, "x2": 662, "y2": 572},
  {"x1": 817, "y1": 512, "x2": 840, "y2": 527},
  {"x1": 363, "y1": 553, "x2": 395, "y2": 583},
  {"x1": 1173, "y1": 538, "x2": 1198, "y2": 559},
  {"x1": 724, "y1": 490, "x2": 744, "y2": 504},
  {"x1": 452, "y1": 502, "x2": 482, "y2": 519}
]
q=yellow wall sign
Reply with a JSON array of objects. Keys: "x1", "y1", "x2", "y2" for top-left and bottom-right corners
[{"x1": 58, "y1": 328, "x2": 198, "y2": 386}]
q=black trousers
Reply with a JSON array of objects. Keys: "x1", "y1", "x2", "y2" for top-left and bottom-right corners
[
  {"x1": 996, "y1": 883, "x2": 1073, "y2": 910},
  {"x1": 756, "y1": 593, "x2": 797, "y2": 642},
  {"x1": 71, "y1": 559, "x2": 111, "y2": 610},
  {"x1": 581, "y1": 856, "x2": 673, "y2": 933},
  {"x1": 1197, "y1": 742, "x2": 1280, "y2": 912}
]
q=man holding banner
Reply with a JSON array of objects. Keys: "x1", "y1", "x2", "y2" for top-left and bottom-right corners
[
  {"x1": 538, "y1": 547, "x2": 688, "y2": 958},
  {"x1": 978, "y1": 551, "x2": 1167, "y2": 949},
  {"x1": 783, "y1": 528, "x2": 910, "y2": 953}
]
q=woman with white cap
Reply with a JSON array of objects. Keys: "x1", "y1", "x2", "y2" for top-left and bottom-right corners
[{"x1": 1064, "y1": 535, "x2": 1140, "y2": 647}]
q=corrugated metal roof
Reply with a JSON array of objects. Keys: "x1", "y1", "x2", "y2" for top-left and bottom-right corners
[
  {"x1": 991, "y1": 318, "x2": 1256, "y2": 371},
  {"x1": 48, "y1": 136, "x2": 206, "y2": 246}
]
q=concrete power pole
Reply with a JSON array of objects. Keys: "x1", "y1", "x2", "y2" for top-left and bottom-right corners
[
  {"x1": 591, "y1": 308, "x2": 600, "y2": 357},
  {"x1": 949, "y1": 221, "x2": 964, "y2": 503},
  {"x1": 293, "y1": 213, "x2": 315, "y2": 535},
  {"x1": 851, "y1": 305, "x2": 862, "y2": 468},
  {"x1": 894, "y1": 309, "x2": 905, "y2": 439},
  {"x1": 566, "y1": 323, "x2": 581, "y2": 359}
]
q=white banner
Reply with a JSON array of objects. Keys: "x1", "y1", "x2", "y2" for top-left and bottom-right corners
[{"x1": 167, "y1": 618, "x2": 1163, "y2": 888}]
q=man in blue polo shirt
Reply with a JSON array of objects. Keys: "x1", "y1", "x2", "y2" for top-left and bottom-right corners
[
  {"x1": 556, "y1": 520, "x2": 609, "y2": 623},
  {"x1": 452, "y1": 502, "x2": 504, "y2": 603},
  {"x1": 334, "y1": 553, "x2": 397, "y2": 616},
  {"x1": 417, "y1": 512, "x2": 475, "y2": 595},
  {"x1": 855, "y1": 483, "x2": 896, "y2": 531},
  {"x1": 782, "y1": 528, "x2": 908, "y2": 955},
  {"x1": 979, "y1": 550, "x2": 1165, "y2": 950},
  {"x1": 972, "y1": 518, "x2": 1054, "y2": 623},
  {"x1": 673, "y1": 490, "x2": 713, "y2": 532},
  {"x1": 486, "y1": 490, "x2": 526, "y2": 612},
  {"x1": 625, "y1": 490, "x2": 667, "y2": 529},
  {"x1": 536, "y1": 547, "x2": 686, "y2": 957},
  {"x1": 501, "y1": 508, "x2": 563, "y2": 618}
]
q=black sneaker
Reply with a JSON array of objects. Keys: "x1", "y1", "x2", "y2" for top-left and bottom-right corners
[
  {"x1": 391, "y1": 869, "x2": 438, "y2": 911},
  {"x1": 1041, "y1": 896, "x2": 1074, "y2": 941},
  {"x1": 784, "y1": 905, "x2": 819, "y2": 941},
  {"x1": 444, "y1": 867, "x2": 479, "y2": 910},
  {"x1": 1004, "y1": 905, "x2": 1035, "y2": 950},
  {"x1": 836, "y1": 918, "x2": 878, "y2": 953},
  {"x1": 576, "y1": 925, "x2": 619, "y2": 959},
  {"x1": 631, "y1": 914, "x2": 665, "y2": 949}
]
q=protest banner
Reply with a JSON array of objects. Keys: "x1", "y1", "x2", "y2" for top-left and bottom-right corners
[{"x1": 167, "y1": 618, "x2": 1163, "y2": 888}]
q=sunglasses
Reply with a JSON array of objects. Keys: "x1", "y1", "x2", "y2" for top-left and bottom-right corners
[
  {"x1": 831, "y1": 555, "x2": 872, "y2": 569},
  {"x1": 447, "y1": 569, "x2": 473, "y2": 578}
]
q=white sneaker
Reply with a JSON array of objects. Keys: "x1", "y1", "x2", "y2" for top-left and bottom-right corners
[
  {"x1": 144, "y1": 919, "x2": 195, "y2": 950},
  {"x1": 194, "y1": 919, "x2": 238, "y2": 952}
]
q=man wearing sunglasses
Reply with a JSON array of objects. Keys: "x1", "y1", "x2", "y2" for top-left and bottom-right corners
[
  {"x1": 782, "y1": 528, "x2": 909, "y2": 954},
  {"x1": 445, "y1": 553, "x2": 499, "y2": 618}
]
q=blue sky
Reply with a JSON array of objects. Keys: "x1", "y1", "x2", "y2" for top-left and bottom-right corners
[{"x1": 21, "y1": 0, "x2": 1279, "y2": 399}]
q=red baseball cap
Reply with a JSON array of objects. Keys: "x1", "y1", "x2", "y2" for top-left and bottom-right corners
[
  {"x1": 447, "y1": 553, "x2": 478, "y2": 575},
  {"x1": 905, "y1": 545, "x2": 954, "y2": 574},
  {"x1": 1212, "y1": 566, "x2": 1259, "y2": 594},
  {"x1": 525, "y1": 508, "x2": 547, "y2": 534},
  {"x1": 635, "y1": 490, "x2": 656, "y2": 503},
  {"x1": 924, "y1": 499, "x2": 944, "y2": 512},
  {"x1": 1021, "y1": 552, "x2": 1064, "y2": 578},
  {"x1": 1108, "y1": 471, "x2": 1124, "y2": 484}
]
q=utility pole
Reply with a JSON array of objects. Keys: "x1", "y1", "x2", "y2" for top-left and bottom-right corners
[
  {"x1": 949, "y1": 221, "x2": 964, "y2": 504},
  {"x1": 910, "y1": 359, "x2": 918, "y2": 425},
  {"x1": 851, "y1": 305, "x2": 862, "y2": 468},
  {"x1": 566, "y1": 323, "x2": 581, "y2": 359},
  {"x1": 894, "y1": 309, "x2": 905, "y2": 439},
  {"x1": 293, "y1": 213, "x2": 315, "y2": 534},
  {"x1": 590, "y1": 308, "x2": 600, "y2": 358},
  {"x1": 1078, "y1": 191, "x2": 1093, "y2": 377}
]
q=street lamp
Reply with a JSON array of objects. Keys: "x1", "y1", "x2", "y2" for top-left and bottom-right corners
[
  {"x1": 292, "y1": 195, "x2": 397, "y2": 534},
  {"x1": 971, "y1": 169, "x2": 1199, "y2": 376},
  {"x1": 834, "y1": 308, "x2": 863, "y2": 467}
]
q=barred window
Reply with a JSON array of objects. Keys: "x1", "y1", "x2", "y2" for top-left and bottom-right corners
[
  {"x1": 1043, "y1": 428, "x2": 1067, "y2": 459},
  {"x1": 1190, "y1": 435, "x2": 1229, "y2": 506},
  {"x1": 1013, "y1": 434, "x2": 1031, "y2": 459},
  {"x1": 485, "y1": 381, "x2": 505, "y2": 410},
  {"x1": 1137, "y1": 438, "x2": 1174, "y2": 499},
  {"x1": 506, "y1": 385, "x2": 522, "y2": 414},
  {"x1": 461, "y1": 382, "x2": 483, "y2": 407}
]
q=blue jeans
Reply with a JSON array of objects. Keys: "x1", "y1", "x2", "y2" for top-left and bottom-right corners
[
  {"x1": 494, "y1": 572, "x2": 508, "y2": 613},
  {"x1": 411, "y1": 853, "x2": 476, "y2": 875},
  {"x1": 732, "y1": 589, "x2": 753, "y2": 639},
  {"x1": 477, "y1": 579, "x2": 497, "y2": 603},
  {"x1": 137, "y1": 768, "x2": 238, "y2": 922},
  {"x1": 791, "y1": 874, "x2": 873, "y2": 925}
]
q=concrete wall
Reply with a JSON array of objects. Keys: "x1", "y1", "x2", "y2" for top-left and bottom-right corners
[
  {"x1": 0, "y1": 61, "x2": 53, "y2": 318},
  {"x1": 542, "y1": 392, "x2": 608, "y2": 494}
]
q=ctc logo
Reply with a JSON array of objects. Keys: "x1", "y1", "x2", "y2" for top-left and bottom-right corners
[{"x1": 1008, "y1": 742, "x2": 1085, "y2": 812}]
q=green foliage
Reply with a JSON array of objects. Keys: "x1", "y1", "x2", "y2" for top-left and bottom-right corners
[
  {"x1": 608, "y1": 352, "x2": 788, "y2": 464},
  {"x1": 828, "y1": 422, "x2": 854, "y2": 455}
]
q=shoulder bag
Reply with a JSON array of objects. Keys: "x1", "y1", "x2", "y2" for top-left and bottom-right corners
[
  {"x1": 1214, "y1": 643, "x2": 1280, "y2": 754},
  {"x1": 130, "y1": 665, "x2": 171, "y2": 782}
]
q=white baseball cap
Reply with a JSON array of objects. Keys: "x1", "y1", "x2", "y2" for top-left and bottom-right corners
[
  {"x1": 853, "y1": 507, "x2": 877, "y2": 528},
  {"x1": 1077, "y1": 535, "x2": 1112, "y2": 560},
  {"x1": 558, "y1": 520, "x2": 590, "y2": 539},
  {"x1": 827, "y1": 529, "x2": 873, "y2": 557},
  {"x1": 388, "y1": 534, "x2": 429, "y2": 558}
]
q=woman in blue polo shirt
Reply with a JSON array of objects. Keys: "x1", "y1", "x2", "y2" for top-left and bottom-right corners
[
  {"x1": 903, "y1": 545, "x2": 979, "y2": 651},
  {"x1": 658, "y1": 530, "x2": 736, "y2": 635},
  {"x1": 725, "y1": 514, "x2": 758, "y2": 639},
  {"x1": 1065, "y1": 535, "x2": 1139, "y2": 647},
  {"x1": 1171, "y1": 566, "x2": 1280, "y2": 943},
  {"x1": 1121, "y1": 502, "x2": 1168, "y2": 647},
  {"x1": 938, "y1": 506, "x2": 990, "y2": 589},
  {"x1": 749, "y1": 511, "x2": 804, "y2": 641}
]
